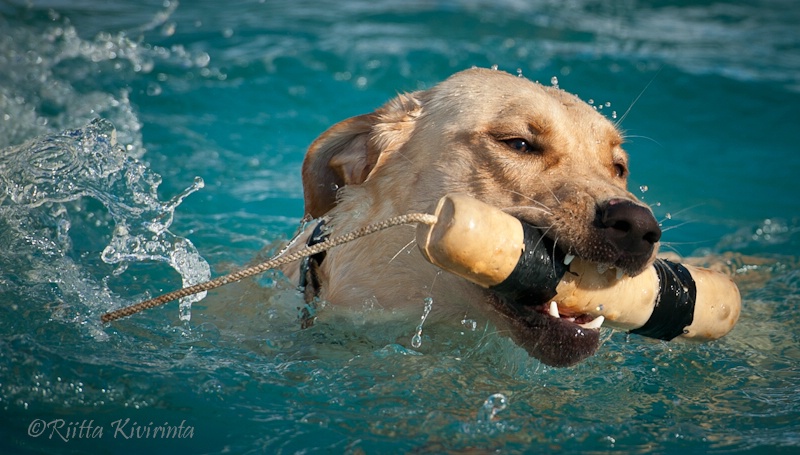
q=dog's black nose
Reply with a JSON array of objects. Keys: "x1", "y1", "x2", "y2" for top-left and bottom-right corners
[{"x1": 599, "y1": 199, "x2": 662, "y2": 255}]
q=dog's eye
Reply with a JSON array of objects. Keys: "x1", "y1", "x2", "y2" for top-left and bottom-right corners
[
  {"x1": 503, "y1": 138, "x2": 541, "y2": 154},
  {"x1": 613, "y1": 163, "x2": 627, "y2": 178}
]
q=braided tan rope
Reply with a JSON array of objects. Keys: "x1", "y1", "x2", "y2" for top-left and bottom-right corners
[{"x1": 100, "y1": 212, "x2": 438, "y2": 323}]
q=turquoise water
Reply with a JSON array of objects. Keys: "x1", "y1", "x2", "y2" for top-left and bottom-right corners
[{"x1": 2, "y1": 0, "x2": 799, "y2": 453}]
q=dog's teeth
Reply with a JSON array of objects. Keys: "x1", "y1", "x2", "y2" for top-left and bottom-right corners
[
  {"x1": 580, "y1": 316, "x2": 605, "y2": 330},
  {"x1": 616, "y1": 268, "x2": 624, "y2": 280},
  {"x1": 563, "y1": 254, "x2": 575, "y2": 266},
  {"x1": 548, "y1": 301, "x2": 560, "y2": 318}
]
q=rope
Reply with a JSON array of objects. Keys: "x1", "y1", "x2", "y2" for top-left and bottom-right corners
[{"x1": 100, "y1": 212, "x2": 438, "y2": 323}]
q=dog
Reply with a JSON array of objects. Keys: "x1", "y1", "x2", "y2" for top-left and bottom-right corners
[{"x1": 283, "y1": 68, "x2": 661, "y2": 367}]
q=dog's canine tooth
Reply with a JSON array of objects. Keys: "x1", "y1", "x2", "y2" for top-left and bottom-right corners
[
  {"x1": 563, "y1": 254, "x2": 575, "y2": 266},
  {"x1": 548, "y1": 301, "x2": 560, "y2": 318},
  {"x1": 580, "y1": 316, "x2": 605, "y2": 330}
]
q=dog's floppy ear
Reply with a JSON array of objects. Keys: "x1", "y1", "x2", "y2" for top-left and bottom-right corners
[{"x1": 301, "y1": 92, "x2": 422, "y2": 218}]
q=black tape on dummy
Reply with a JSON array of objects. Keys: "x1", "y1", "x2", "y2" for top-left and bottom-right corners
[
  {"x1": 630, "y1": 259, "x2": 697, "y2": 341},
  {"x1": 491, "y1": 223, "x2": 568, "y2": 303}
]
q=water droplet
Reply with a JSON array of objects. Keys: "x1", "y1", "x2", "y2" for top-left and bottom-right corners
[
  {"x1": 461, "y1": 318, "x2": 477, "y2": 331},
  {"x1": 490, "y1": 64, "x2": 499, "y2": 71},
  {"x1": 550, "y1": 76, "x2": 559, "y2": 87},
  {"x1": 161, "y1": 22, "x2": 176, "y2": 37},
  {"x1": 605, "y1": 101, "x2": 612, "y2": 107},
  {"x1": 146, "y1": 82, "x2": 162, "y2": 96},
  {"x1": 588, "y1": 99, "x2": 595, "y2": 105},
  {"x1": 179, "y1": 301, "x2": 192, "y2": 322},
  {"x1": 516, "y1": 68, "x2": 523, "y2": 78},
  {"x1": 639, "y1": 185, "x2": 648, "y2": 193},
  {"x1": 611, "y1": 111, "x2": 617, "y2": 119},
  {"x1": 410, "y1": 297, "x2": 433, "y2": 348},
  {"x1": 194, "y1": 52, "x2": 211, "y2": 68},
  {"x1": 192, "y1": 176, "x2": 205, "y2": 189},
  {"x1": 477, "y1": 393, "x2": 508, "y2": 422},
  {"x1": 665, "y1": 213, "x2": 672, "y2": 220}
]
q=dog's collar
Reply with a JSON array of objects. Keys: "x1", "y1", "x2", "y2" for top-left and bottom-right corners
[{"x1": 297, "y1": 219, "x2": 329, "y2": 326}]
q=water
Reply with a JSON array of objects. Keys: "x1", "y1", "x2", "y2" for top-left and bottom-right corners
[
  {"x1": 411, "y1": 297, "x2": 434, "y2": 349},
  {"x1": 2, "y1": 0, "x2": 799, "y2": 453}
]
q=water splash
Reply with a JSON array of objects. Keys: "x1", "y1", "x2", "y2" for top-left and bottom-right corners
[
  {"x1": 410, "y1": 297, "x2": 433, "y2": 348},
  {"x1": 476, "y1": 393, "x2": 508, "y2": 423},
  {"x1": 0, "y1": 3, "x2": 222, "y2": 152},
  {"x1": 460, "y1": 392, "x2": 511, "y2": 435},
  {"x1": 461, "y1": 317, "x2": 477, "y2": 332},
  {"x1": 0, "y1": 119, "x2": 210, "y2": 322}
]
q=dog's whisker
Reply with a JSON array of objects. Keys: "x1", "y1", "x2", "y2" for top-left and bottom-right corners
[
  {"x1": 660, "y1": 220, "x2": 695, "y2": 233},
  {"x1": 506, "y1": 189, "x2": 553, "y2": 211},
  {"x1": 624, "y1": 134, "x2": 663, "y2": 147},
  {"x1": 660, "y1": 240, "x2": 710, "y2": 249},
  {"x1": 659, "y1": 243, "x2": 684, "y2": 257},
  {"x1": 530, "y1": 225, "x2": 556, "y2": 267},
  {"x1": 388, "y1": 237, "x2": 417, "y2": 264},
  {"x1": 395, "y1": 150, "x2": 414, "y2": 165},
  {"x1": 465, "y1": 324, "x2": 514, "y2": 357},
  {"x1": 551, "y1": 234, "x2": 561, "y2": 278},
  {"x1": 429, "y1": 269, "x2": 441, "y2": 294},
  {"x1": 615, "y1": 65, "x2": 662, "y2": 127},
  {"x1": 500, "y1": 205, "x2": 553, "y2": 216},
  {"x1": 659, "y1": 203, "x2": 706, "y2": 223},
  {"x1": 535, "y1": 174, "x2": 561, "y2": 206}
]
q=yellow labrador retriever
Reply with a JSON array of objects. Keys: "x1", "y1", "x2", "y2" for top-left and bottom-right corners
[{"x1": 287, "y1": 68, "x2": 661, "y2": 367}]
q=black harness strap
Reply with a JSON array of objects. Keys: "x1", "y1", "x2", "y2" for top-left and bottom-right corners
[
  {"x1": 630, "y1": 259, "x2": 697, "y2": 341},
  {"x1": 297, "y1": 220, "x2": 329, "y2": 328}
]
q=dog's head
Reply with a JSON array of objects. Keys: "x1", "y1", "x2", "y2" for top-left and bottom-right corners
[{"x1": 301, "y1": 68, "x2": 661, "y2": 366}]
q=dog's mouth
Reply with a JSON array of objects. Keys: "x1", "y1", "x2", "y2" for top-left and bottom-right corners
[
  {"x1": 486, "y1": 232, "x2": 606, "y2": 368},
  {"x1": 492, "y1": 297, "x2": 604, "y2": 368},
  {"x1": 486, "y1": 200, "x2": 660, "y2": 366}
]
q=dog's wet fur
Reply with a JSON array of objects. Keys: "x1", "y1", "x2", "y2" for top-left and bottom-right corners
[{"x1": 287, "y1": 68, "x2": 661, "y2": 367}]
